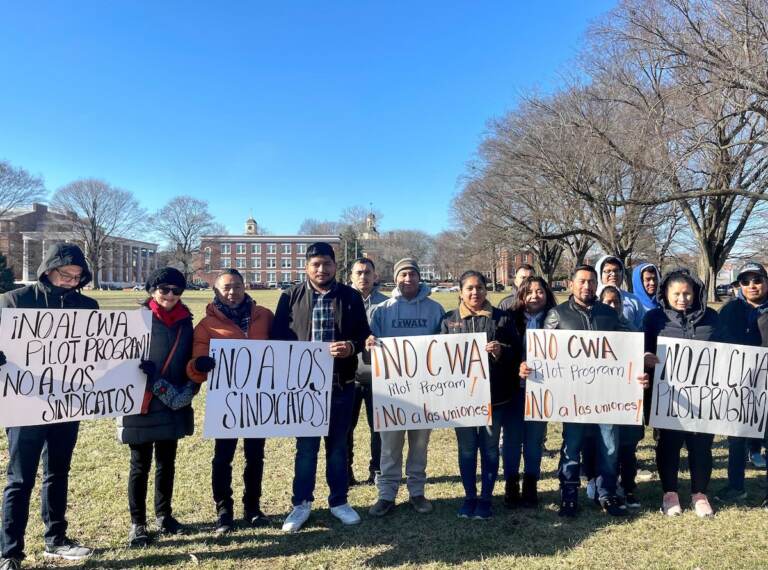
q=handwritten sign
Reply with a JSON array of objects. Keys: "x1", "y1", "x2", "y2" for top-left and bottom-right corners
[
  {"x1": 524, "y1": 329, "x2": 644, "y2": 425},
  {"x1": 203, "y1": 339, "x2": 333, "y2": 438},
  {"x1": 649, "y1": 337, "x2": 768, "y2": 437},
  {"x1": 371, "y1": 332, "x2": 491, "y2": 431},
  {"x1": 0, "y1": 308, "x2": 152, "y2": 427}
]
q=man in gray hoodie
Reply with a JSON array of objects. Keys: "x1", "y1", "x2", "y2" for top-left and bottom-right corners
[
  {"x1": 367, "y1": 258, "x2": 445, "y2": 516},
  {"x1": 347, "y1": 258, "x2": 388, "y2": 485}
]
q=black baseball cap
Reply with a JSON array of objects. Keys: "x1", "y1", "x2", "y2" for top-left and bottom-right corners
[{"x1": 736, "y1": 261, "x2": 768, "y2": 280}]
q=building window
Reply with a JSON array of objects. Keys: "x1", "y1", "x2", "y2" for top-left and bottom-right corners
[
  {"x1": 296, "y1": 257, "x2": 304, "y2": 267},
  {"x1": 236, "y1": 258, "x2": 246, "y2": 269},
  {"x1": 296, "y1": 243, "x2": 307, "y2": 255},
  {"x1": 251, "y1": 244, "x2": 261, "y2": 254},
  {"x1": 204, "y1": 263, "x2": 211, "y2": 272},
  {"x1": 267, "y1": 243, "x2": 276, "y2": 254},
  {"x1": 220, "y1": 257, "x2": 230, "y2": 268},
  {"x1": 281, "y1": 258, "x2": 291, "y2": 269},
  {"x1": 282, "y1": 272, "x2": 291, "y2": 283},
  {"x1": 204, "y1": 247, "x2": 211, "y2": 261},
  {"x1": 298, "y1": 271, "x2": 306, "y2": 282},
  {"x1": 252, "y1": 258, "x2": 261, "y2": 269},
  {"x1": 282, "y1": 243, "x2": 291, "y2": 254},
  {"x1": 254, "y1": 272, "x2": 261, "y2": 283},
  {"x1": 221, "y1": 243, "x2": 231, "y2": 255},
  {"x1": 267, "y1": 257, "x2": 276, "y2": 269},
  {"x1": 267, "y1": 272, "x2": 276, "y2": 283},
  {"x1": 236, "y1": 243, "x2": 245, "y2": 255}
]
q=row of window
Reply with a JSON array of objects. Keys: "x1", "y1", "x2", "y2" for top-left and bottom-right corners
[
  {"x1": 215, "y1": 257, "x2": 301, "y2": 269},
  {"x1": 217, "y1": 243, "x2": 308, "y2": 255},
  {"x1": 201, "y1": 270, "x2": 304, "y2": 284}
]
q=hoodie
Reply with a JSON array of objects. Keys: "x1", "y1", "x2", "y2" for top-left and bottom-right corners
[
  {"x1": 595, "y1": 255, "x2": 646, "y2": 330},
  {"x1": 0, "y1": 242, "x2": 98, "y2": 310},
  {"x1": 370, "y1": 282, "x2": 445, "y2": 338},
  {"x1": 632, "y1": 263, "x2": 661, "y2": 311},
  {"x1": 352, "y1": 284, "x2": 389, "y2": 383}
]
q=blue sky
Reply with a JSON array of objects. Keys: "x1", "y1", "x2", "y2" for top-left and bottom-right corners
[{"x1": 0, "y1": 1, "x2": 616, "y2": 237}]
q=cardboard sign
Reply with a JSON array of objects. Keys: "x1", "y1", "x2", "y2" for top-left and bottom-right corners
[
  {"x1": 371, "y1": 332, "x2": 491, "y2": 431},
  {"x1": 203, "y1": 339, "x2": 333, "y2": 438},
  {"x1": 0, "y1": 308, "x2": 152, "y2": 427},
  {"x1": 524, "y1": 329, "x2": 645, "y2": 425},
  {"x1": 649, "y1": 337, "x2": 768, "y2": 437}
]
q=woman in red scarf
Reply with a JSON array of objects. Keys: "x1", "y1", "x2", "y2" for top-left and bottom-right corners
[{"x1": 117, "y1": 267, "x2": 196, "y2": 547}]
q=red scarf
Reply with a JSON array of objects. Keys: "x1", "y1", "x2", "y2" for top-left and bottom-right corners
[{"x1": 148, "y1": 298, "x2": 191, "y2": 327}]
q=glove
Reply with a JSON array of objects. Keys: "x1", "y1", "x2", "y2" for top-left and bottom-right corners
[
  {"x1": 194, "y1": 356, "x2": 216, "y2": 373},
  {"x1": 0, "y1": 351, "x2": 6, "y2": 367},
  {"x1": 139, "y1": 360, "x2": 157, "y2": 380}
]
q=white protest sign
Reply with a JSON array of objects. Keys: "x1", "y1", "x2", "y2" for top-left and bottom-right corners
[
  {"x1": 371, "y1": 332, "x2": 491, "y2": 431},
  {"x1": 203, "y1": 339, "x2": 333, "y2": 438},
  {"x1": 0, "y1": 308, "x2": 152, "y2": 427},
  {"x1": 524, "y1": 329, "x2": 645, "y2": 425},
  {"x1": 649, "y1": 337, "x2": 768, "y2": 437}
]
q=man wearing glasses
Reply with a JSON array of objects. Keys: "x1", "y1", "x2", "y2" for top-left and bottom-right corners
[
  {"x1": 0, "y1": 243, "x2": 97, "y2": 570},
  {"x1": 715, "y1": 261, "x2": 768, "y2": 505}
]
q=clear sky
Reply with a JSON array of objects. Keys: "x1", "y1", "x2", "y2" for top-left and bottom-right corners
[{"x1": 0, "y1": 1, "x2": 616, "y2": 237}]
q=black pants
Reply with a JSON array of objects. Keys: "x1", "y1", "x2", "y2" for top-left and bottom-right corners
[
  {"x1": 1, "y1": 422, "x2": 80, "y2": 559},
  {"x1": 212, "y1": 438, "x2": 265, "y2": 517},
  {"x1": 347, "y1": 381, "x2": 381, "y2": 477},
  {"x1": 656, "y1": 430, "x2": 714, "y2": 494},
  {"x1": 128, "y1": 440, "x2": 178, "y2": 524}
]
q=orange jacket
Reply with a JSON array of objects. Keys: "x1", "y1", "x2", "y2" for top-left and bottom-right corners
[{"x1": 187, "y1": 301, "x2": 274, "y2": 383}]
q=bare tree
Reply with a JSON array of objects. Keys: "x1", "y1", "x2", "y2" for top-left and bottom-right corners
[
  {"x1": 51, "y1": 179, "x2": 146, "y2": 287},
  {"x1": 297, "y1": 218, "x2": 339, "y2": 235},
  {"x1": 0, "y1": 160, "x2": 46, "y2": 217},
  {"x1": 151, "y1": 196, "x2": 223, "y2": 280}
]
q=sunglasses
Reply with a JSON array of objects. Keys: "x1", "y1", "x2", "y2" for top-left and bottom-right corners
[
  {"x1": 157, "y1": 286, "x2": 184, "y2": 296},
  {"x1": 739, "y1": 277, "x2": 765, "y2": 287}
]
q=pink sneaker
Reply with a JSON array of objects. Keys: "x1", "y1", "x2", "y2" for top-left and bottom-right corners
[
  {"x1": 691, "y1": 493, "x2": 714, "y2": 518},
  {"x1": 661, "y1": 492, "x2": 682, "y2": 516}
]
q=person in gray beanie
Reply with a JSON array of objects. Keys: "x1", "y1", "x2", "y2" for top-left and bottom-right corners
[{"x1": 367, "y1": 257, "x2": 445, "y2": 517}]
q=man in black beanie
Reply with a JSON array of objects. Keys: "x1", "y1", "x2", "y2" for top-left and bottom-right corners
[{"x1": 0, "y1": 243, "x2": 97, "y2": 569}]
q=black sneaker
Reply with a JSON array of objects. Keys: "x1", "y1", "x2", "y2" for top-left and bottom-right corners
[
  {"x1": 600, "y1": 496, "x2": 628, "y2": 516},
  {"x1": 521, "y1": 475, "x2": 539, "y2": 508},
  {"x1": 504, "y1": 476, "x2": 520, "y2": 509},
  {"x1": 624, "y1": 492, "x2": 641, "y2": 509},
  {"x1": 245, "y1": 509, "x2": 270, "y2": 527},
  {"x1": 558, "y1": 499, "x2": 578, "y2": 518},
  {"x1": 0, "y1": 558, "x2": 21, "y2": 570},
  {"x1": 215, "y1": 514, "x2": 233, "y2": 535},
  {"x1": 368, "y1": 499, "x2": 395, "y2": 517},
  {"x1": 128, "y1": 523, "x2": 151, "y2": 547},
  {"x1": 156, "y1": 515, "x2": 185, "y2": 535},
  {"x1": 761, "y1": 495, "x2": 768, "y2": 511},
  {"x1": 44, "y1": 537, "x2": 93, "y2": 560}
]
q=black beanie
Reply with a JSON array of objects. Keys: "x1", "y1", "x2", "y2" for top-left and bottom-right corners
[{"x1": 145, "y1": 267, "x2": 187, "y2": 292}]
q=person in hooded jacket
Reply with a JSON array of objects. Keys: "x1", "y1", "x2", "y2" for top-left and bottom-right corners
[
  {"x1": 632, "y1": 263, "x2": 662, "y2": 311},
  {"x1": 643, "y1": 268, "x2": 720, "y2": 518},
  {"x1": 186, "y1": 269, "x2": 274, "y2": 534},
  {"x1": 117, "y1": 267, "x2": 196, "y2": 547},
  {"x1": 595, "y1": 255, "x2": 646, "y2": 330},
  {"x1": 0, "y1": 243, "x2": 96, "y2": 569},
  {"x1": 441, "y1": 271, "x2": 519, "y2": 520},
  {"x1": 367, "y1": 258, "x2": 445, "y2": 517}
]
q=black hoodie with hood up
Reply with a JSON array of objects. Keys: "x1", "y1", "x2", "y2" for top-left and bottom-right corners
[{"x1": 0, "y1": 243, "x2": 98, "y2": 310}]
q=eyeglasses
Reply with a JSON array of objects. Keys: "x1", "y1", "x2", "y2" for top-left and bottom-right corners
[
  {"x1": 602, "y1": 269, "x2": 620, "y2": 275},
  {"x1": 54, "y1": 268, "x2": 82, "y2": 283},
  {"x1": 739, "y1": 277, "x2": 765, "y2": 287},
  {"x1": 157, "y1": 286, "x2": 184, "y2": 296}
]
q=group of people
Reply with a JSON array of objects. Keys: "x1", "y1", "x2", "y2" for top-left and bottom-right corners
[{"x1": 1, "y1": 242, "x2": 767, "y2": 569}]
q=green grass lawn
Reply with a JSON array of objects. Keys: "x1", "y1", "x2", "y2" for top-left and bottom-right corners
[{"x1": 0, "y1": 289, "x2": 765, "y2": 569}]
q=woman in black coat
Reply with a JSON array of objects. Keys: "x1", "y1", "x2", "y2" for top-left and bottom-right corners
[
  {"x1": 644, "y1": 268, "x2": 720, "y2": 518},
  {"x1": 117, "y1": 268, "x2": 196, "y2": 547}
]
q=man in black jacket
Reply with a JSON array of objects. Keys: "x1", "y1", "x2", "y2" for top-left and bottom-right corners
[
  {"x1": 541, "y1": 265, "x2": 631, "y2": 518},
  {"x1": 0, "y1": 243, "x2": 97, "y2": 569},
  {"x1": 272, "y1": 242, "x2": 371, "y2": 533},
  {"x1": 715, "y1": 261, "x2": 768, "y2": 504}
]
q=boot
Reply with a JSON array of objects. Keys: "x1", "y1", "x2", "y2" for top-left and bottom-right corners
[
  {"x1": 504, "y1": 475, "x2": 520, "y2": 508},
  {"x1": 521, "y1": 474, "x2": 539, "y2": 508}
]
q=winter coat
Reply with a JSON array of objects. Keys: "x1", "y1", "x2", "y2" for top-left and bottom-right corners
[
  {"x1": 117, "y1": 307, "x2": 195, "y2": 445},
  {"x1": 187, "y1": 300, "x2": 274, "y2": 383},
  {"x1": 370, "y1": 283, "x2": 445, "y2": 338},
  {"x1": 271, "y1": 281, "x2": 371, "y2": 384},
  {"x1": 0, "y1": 242, "x2": 97, "y2": 310},
  {"x1": 719, "y1": 296, "x2": 768, "y2": 347},
  {"x1": 351, "y1": 285, "x2": 388, "y2": 384},
  {"x1": 440, "y1": 302, "x2": 520, "y2": 405},
  {"x1": 544, "y1": 295, "x2": 629, "y2": 332},
  {"x1": 497, "y1": 286, "x2": 519, "y2": 312},
  {"x1": 595, "y1": 255, "x2": 646, "y2": 330},
  {"x1": 631, "y1": 262, "x2": 662, "y2": 311}
]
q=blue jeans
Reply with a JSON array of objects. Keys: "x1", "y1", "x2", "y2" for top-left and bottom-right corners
[
  {"x1": 502, "y1": 396, "x2": 547, "y2": 480},
  {"x1": 726, "y1": 435, "x2": 767, "y2": 490},
  {"x1": 559, "y1": 423, "x2": 618, "y2": 502},
  {"x1": 1, "y1": 422, "x2": 80, "y2": 559},
  {"x1": 455, "y1": 424, "x2": 500, "y2": 500},
  {"x1": 292, "y1": 382, "x2": 355, "y2": 508}
]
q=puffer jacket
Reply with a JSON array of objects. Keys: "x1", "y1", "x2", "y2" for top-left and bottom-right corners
[{"x1": 544, "y1": 295, "x2": 629, "y2": 332}]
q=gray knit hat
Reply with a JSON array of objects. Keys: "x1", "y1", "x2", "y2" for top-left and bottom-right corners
[{"x1": 394, "y1": 258, "x2": 420, "y2": 278}]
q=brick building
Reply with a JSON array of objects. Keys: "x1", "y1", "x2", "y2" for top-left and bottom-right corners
[
  {"x1": 496, "y1": 248, "x2": 536, "y2": 286},
  {"x1": 197, "y1": 217, "x2": 340, "y2": 287}
]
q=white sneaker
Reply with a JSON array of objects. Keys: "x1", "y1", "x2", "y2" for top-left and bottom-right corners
[
  {"x1": 330, "y1": 503, "x2": 361, "y2": 525},
  {"x1": 586, "y1": 479, "x2": 596, "y2": 501},
  {"x1": 282, "y1": 501, "x2": 312, "y2": 533}
]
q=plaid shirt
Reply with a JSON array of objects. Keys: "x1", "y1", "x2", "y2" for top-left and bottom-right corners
[{"x1": 311, "y1": 284, "x2": 336, "y2": 342}]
